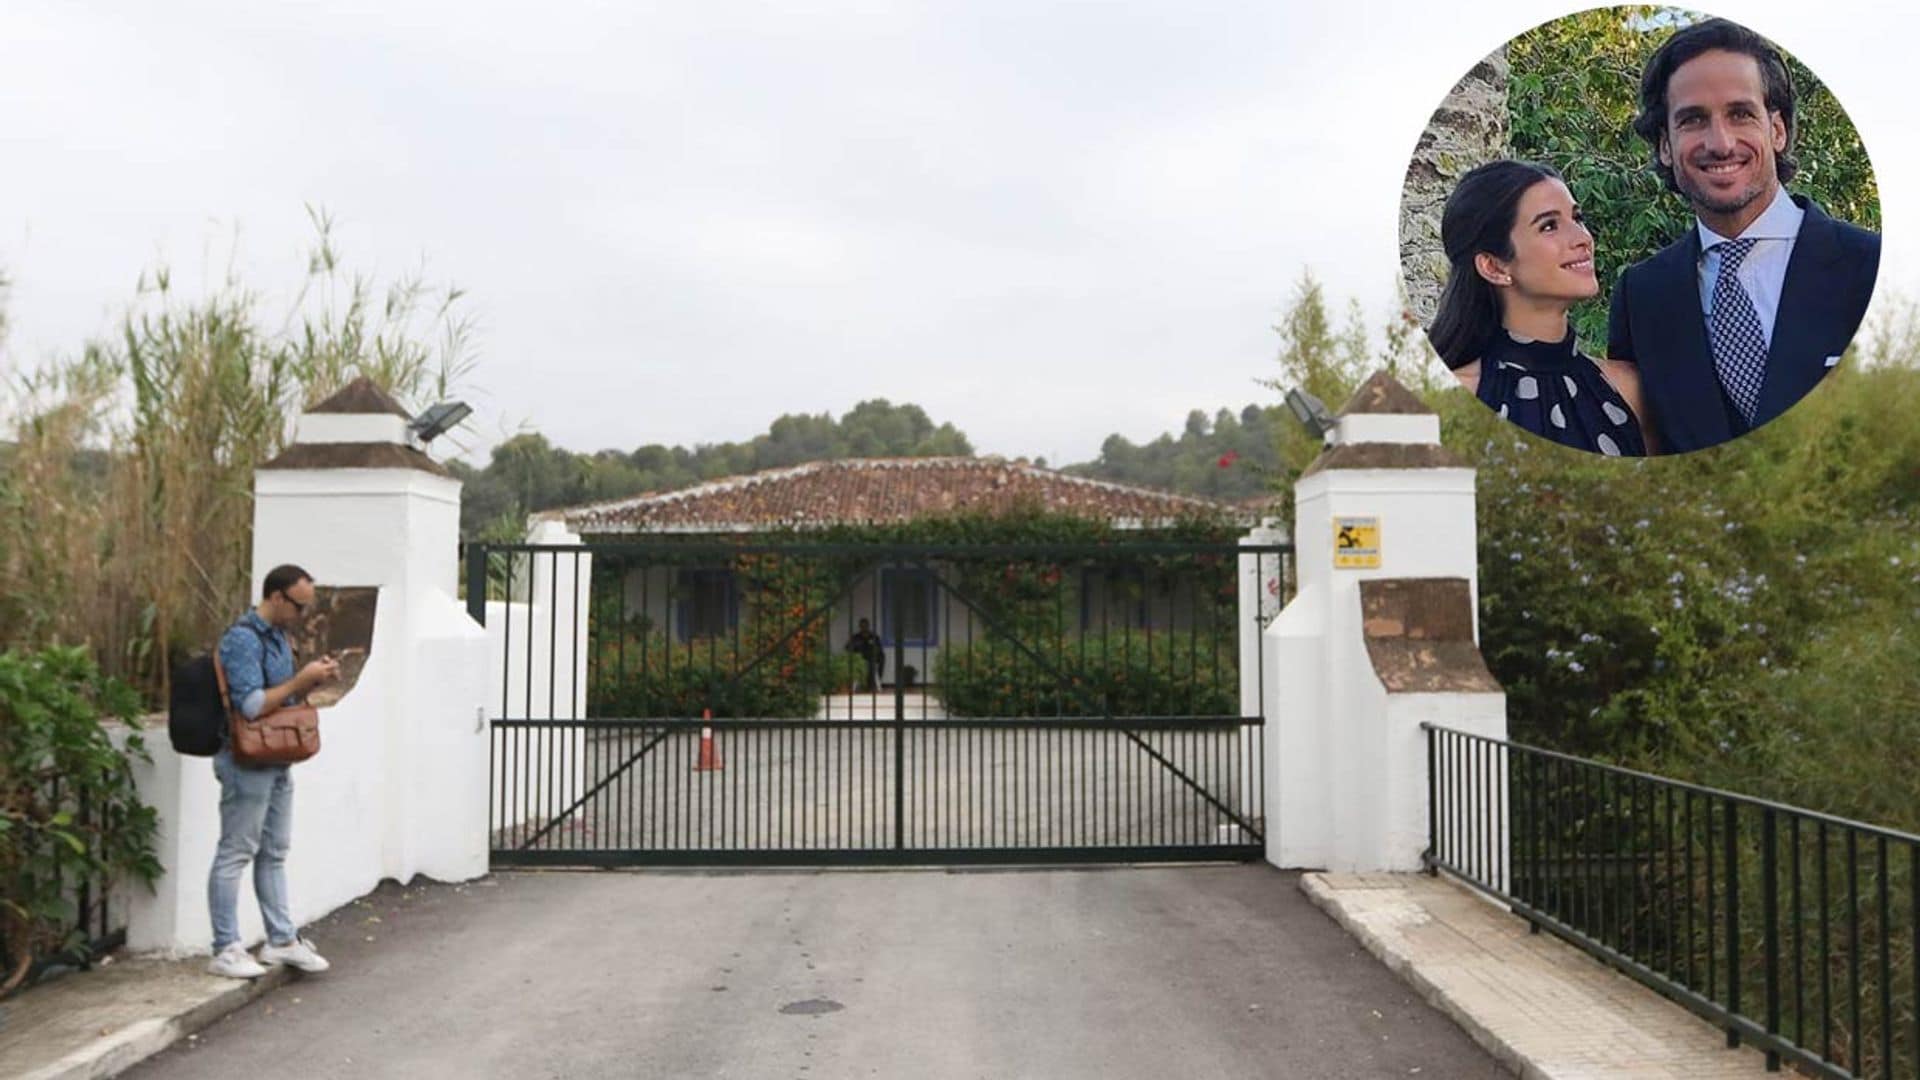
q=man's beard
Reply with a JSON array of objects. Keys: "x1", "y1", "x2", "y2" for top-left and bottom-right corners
[{"x1": 1678, "y1": 161, "x2": 1769, "y2": 218}]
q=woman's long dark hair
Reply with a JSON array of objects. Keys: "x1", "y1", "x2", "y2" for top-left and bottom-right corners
[{"x1": 1428, "y1": 160, "x2": 1563, "y2": 370}]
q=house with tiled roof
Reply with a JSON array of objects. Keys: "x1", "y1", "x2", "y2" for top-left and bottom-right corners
[
  {"x1": 540, "y1": 457, "x2": 1249, "y2": 687},
  {"x1": 554, "y1": 456, "x2": 1241, "y2": 534}
]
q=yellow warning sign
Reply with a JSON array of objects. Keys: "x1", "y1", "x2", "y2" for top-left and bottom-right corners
[{"x1": 1333, "y1": 515, "x2": 1381, "y2": 569}]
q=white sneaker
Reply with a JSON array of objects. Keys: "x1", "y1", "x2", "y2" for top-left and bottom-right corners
[
  {"x1": 207, "y1": 943, "x2": 267, "y2": 979},
  {"x1": 258, "y1": 936, "x2": 330, "y2": 973}
]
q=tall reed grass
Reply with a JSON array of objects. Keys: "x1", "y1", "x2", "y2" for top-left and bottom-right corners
[{"x1": 0, "y1": 211, "x2": 476, "y2": 703}]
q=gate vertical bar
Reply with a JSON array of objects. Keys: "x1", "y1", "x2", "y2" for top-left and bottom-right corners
[
  {"x1": 1878, "y1": 835, "x2": 1892, "y2": 1079},
  {"x1": 1425, "y1": 725, "x2": 1436, "y2": 870},
  {"x1": 1763, "y1": 807, "x2": 1781, "y2": 1071},
  {"x1": 1727, "y1": 800, "x2": 1742, "y2": 1047},
  {"x1": 893, "y1": 562, "x2": 906, "y2": 852},
  {"x1": 467, "y1": 543, "x2": 487, "y2": 624}
]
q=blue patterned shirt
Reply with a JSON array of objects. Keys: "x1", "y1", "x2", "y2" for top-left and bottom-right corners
[{"x1": 219, "y1": 610, "x2": 296, "y2": 722}]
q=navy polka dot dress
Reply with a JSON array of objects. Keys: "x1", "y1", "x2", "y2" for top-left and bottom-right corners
[{"x1": 1476, "y1": 330, "x2": 1646, "y2": 457}]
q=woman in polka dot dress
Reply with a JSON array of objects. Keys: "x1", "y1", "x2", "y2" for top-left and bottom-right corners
[{"x1": 1428, "y1": 160, "x2": 1656, "y2": 457}]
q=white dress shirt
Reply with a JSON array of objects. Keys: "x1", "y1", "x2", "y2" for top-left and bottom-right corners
[{"x1": 1696, "y1": 185, "x2": 1803, "y2": 350}]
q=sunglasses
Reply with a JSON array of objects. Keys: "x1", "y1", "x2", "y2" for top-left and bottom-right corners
[{"x1": 279, "y1": 592, "x2": 308, "y2": 615}]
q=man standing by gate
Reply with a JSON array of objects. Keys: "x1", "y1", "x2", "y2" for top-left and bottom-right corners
[{"x1": 206, "y1": 563, "x2": 340, "y2": 979}]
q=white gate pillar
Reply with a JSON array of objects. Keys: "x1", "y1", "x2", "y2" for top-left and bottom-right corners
[
  {"x1": 127, "y1": 378, "x2": 490, "y2": 953},
  {"x1": 247, "y1": 378, "x2": 493, "y2": 890},
  {"x1": 1263, "y1": 372, "x2": 1506, "y2": 875}
]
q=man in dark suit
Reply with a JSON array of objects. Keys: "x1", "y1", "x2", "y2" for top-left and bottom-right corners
[{"x1": 1608, "y1": 18, "x2": 1879, "y2": 454}]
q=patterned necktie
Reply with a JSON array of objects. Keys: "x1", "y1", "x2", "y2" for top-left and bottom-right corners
[{"x1": 1708, "y1": 238, "x2": 1767, "y2": 424}]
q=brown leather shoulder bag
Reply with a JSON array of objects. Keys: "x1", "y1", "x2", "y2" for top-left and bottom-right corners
[{"x1": 213, "y1": 641, "x2": 322, "y2": 766}]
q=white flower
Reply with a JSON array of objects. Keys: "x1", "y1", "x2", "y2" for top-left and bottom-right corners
[{"x1": 1568, "y1": 661, "x2": 1586, "y2": 674}]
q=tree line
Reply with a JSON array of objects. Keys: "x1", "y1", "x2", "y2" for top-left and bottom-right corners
[{"x1": 453, "y1": 272, "x2": 1421, "y2": 536}]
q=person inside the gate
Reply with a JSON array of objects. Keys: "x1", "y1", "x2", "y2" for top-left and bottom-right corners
[
  {"x1": 845, "y1": 617, "x2": 885, "y2": 692},
  {"x1": 1428, "y1": 159, "x2": 1656, "y2": 457},
  {"x1": 206, "y1": 563, "x2": 340, "y2": 980}
]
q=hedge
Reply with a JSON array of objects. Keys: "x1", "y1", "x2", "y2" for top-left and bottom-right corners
[
  {"x1": 934, "y1": 632, "x2": 1236, "y2": 718},
  {"x1": 588, "y1": 629, "x2": 866, "y2": 718}
]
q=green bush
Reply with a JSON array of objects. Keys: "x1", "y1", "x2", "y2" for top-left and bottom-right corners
[
  {"x1": 935, "y1": 632, "x2": 1236, "y2": 719},
  {"x1": 588, "y1": 629, "x2": 867, "y2": 718},
  {"x1": 0, "y1": 646, "x2": 160, "y2": 997},
  {"x1": 1436, "y1": 350, "x2": 1920, "y2": 831}
]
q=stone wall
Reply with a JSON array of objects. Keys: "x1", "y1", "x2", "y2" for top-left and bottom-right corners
[{"x1": 1399, "y1": 49, "x2": 1509, "y2": 326}]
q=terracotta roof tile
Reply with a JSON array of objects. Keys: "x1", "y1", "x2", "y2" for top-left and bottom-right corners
[
  {"x1": 1337, "y1": 371, "x2": 1433, "y2": 417},
  {"x1": 261, "y1": 441, "x2": 451, "y2": 477},
  {"x1": 309, "y1": 376, "x2": 412, "y2": 418},
  {"x1": 559, "y1": 457, "x2": 1243, "y2": 534}
]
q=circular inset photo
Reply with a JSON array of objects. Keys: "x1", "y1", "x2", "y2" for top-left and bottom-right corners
[{"x1": 1399, "y1": 8, "x2": 1880, "y2": 457}]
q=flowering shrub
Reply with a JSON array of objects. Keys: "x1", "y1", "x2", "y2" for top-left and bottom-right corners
[
  {"x1": 935, "y1": 633, "x2": 1235, "y2": 719},
  {"x1": 588, "y1": 629, "x2": 865, "y2": 718}
]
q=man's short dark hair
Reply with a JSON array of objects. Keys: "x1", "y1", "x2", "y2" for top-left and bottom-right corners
[
  {"x1": 1632, "y1": 17, "x2": 1798, "y2": 195},
  {"x1": 262, "y1": 564, "x2": 313, "y2": 600}
]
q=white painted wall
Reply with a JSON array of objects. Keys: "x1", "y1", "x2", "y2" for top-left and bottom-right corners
[
  {"x1": 290, "y1": 413, "x2": 410, "y2": 445},
  {"x1": 1264, "y1": 394, "x2": 1508, "y2": 874},
  {"x1": 123, "y1": 443, "x2": 489, "y2": 954},
  {"x1": 1238, "y1": 525, "x2": 1286, "y2": 824},
  {"x1": 485, "y1": 519, "x2": 590, "y2": 839}
]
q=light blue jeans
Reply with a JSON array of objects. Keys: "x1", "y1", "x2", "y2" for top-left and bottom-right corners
[{"x1": 208, "y1": 747, "x2": 296, "y2": 951}]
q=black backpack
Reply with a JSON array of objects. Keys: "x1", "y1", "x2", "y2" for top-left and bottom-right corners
[
  {"x1": 167, "y1": 652, "x2": 226, "y2": 756},
  {"x1": 168, "y1": 622, "x2": 268, "y2": 757}
]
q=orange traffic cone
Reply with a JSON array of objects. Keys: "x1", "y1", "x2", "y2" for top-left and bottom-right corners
[{"x1": 694, "y1": 708, "x2": 723, "y2": 771}]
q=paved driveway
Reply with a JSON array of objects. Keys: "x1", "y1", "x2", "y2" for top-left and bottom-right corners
[{"x1": 127, "y1": 865, "x2": 1498, "y2": 1079}]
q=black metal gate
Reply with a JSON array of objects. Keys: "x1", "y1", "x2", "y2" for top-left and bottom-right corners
[{"x1": 465, "y1": 540, "x2": 1288, "y2": 866}]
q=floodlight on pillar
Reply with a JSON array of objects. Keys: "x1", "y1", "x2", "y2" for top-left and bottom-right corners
[
  {"x1": 1284, "y1": 388, "x2": 1336, "y2": 440},
  {"x1": 409, "y1": 401, "x2": 473, "y2": 445}
]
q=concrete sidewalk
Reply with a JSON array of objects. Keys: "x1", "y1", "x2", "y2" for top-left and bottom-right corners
[
  {"x1": 1303, "y1": 872, "x2": 1774, "y2": 1078},
  {"x1": 0, "y1": 956, "x2": 289, "y2": 1080}
]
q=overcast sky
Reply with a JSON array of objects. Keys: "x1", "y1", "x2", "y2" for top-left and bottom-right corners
[{"x1": 2, "y1": 1, "x2": 1912, "y2": 468}]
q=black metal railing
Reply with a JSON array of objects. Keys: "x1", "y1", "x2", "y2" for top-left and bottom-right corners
[{"x1": 1426, "y1": 724, "x2": 1920, "y2": 1079}]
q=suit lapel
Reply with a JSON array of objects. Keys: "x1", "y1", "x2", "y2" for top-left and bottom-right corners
[
  {"x1": 1644, "y1": 231, "x2": 1733, "y2": 450},
  {"x1": 1756, "y1": 196, "x2": 1843, "y2": 422}
]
